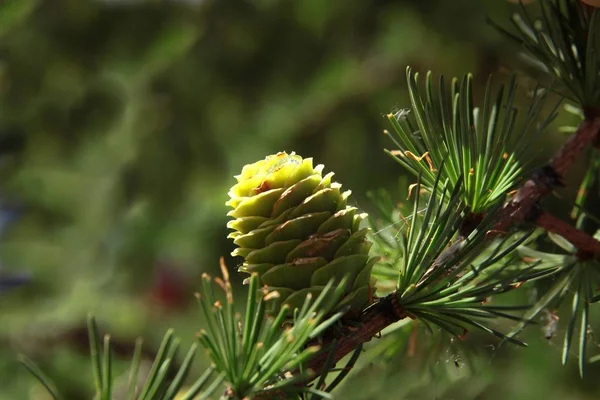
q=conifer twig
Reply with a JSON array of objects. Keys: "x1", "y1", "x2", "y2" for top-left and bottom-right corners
[
  {"x1": 534, "y1": 211, "x2": 600, "y2": 256},
  {"x1": 263, "y1": 114, "x2": 600, "y2": 396},
  {"x1": 496, "y1": 112, "x2": 600, "y2": 232},
  {"x1": 305, "y1": 294, "x2": 408, "y2": 373}
]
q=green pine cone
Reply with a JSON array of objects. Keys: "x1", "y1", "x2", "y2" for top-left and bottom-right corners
[{"x1": 226, "y1": 152, "x2": 376, "y2": 313}]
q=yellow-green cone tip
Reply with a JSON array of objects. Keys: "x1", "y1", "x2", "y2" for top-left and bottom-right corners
[{"x1": 227, "y1": 152, "x2": 376, "y2": 313}]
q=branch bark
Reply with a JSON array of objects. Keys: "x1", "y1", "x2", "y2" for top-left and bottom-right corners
[
  {"x1": 495, "y1": 115, "x2": 600, "y2": 232},
  {"x1": 535, "y1": 211, "x2": 600, "y2": 255},
  {"x1": 253, "y1": 296, "x2": 407, "y2": 400},
  {"x1": 305, "y1": 294, "x2": 407, "y2": 372}
]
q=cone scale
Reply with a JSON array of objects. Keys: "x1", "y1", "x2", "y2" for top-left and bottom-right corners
[{"x1": 226, "y1": 152, "x2": 376, "y2": 312}]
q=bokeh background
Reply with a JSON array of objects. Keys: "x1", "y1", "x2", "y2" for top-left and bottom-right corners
[{"x1": 0, "y1": 0, "x2": 597, "y2": 399}]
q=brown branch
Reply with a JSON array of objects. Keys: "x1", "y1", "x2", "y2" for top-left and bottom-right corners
[
  {"x1": 252, "y1": 114, "x2": 600, "y2": 399},
  {"x1": 496, "y1": 115, "x2": 600, "y2": 232},
  {"x1": 535, "y1": 211, "x2": 600, "y2": 255},
  {"x1": 316, "y1": 116, "x2": 597, "y2": 376},
  {"x1": 306, "y1": 294, "x2": 408, "y2": 371},
  {"x1": 253, "y1": 296, "x2": 407, "y2": 400}
]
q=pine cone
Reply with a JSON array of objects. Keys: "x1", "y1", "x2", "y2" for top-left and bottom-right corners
[{"x1": 226, "y1": 152, "x2": 376, "y2": 313}]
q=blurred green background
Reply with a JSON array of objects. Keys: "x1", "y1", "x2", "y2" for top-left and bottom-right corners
[{"x1": 0, "y1": 0, "x2": 596, "y2": 399}]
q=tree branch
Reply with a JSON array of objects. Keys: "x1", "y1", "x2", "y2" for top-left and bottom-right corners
[
  {"x1": 496, "y1": 115, "x2": 600, "y2": 232},
  {"x1": 260, "y1": 114, "x2": 600, "y2": 396},
  {"x1": 307, "y1": 294, "x2": 407, "y2": 372},
  {"x1": 535, "y1": 211, "x2": 600, "y2": 255},
  {"x1": 250, "y1": 114, "x2": 600, "y2": 400},
  {"x1": 253, "y1": 296, "x2": 407, "y2": 400}
]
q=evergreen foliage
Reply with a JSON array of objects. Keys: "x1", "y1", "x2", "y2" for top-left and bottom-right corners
[{"x1": 3, "y1": 0, "x2": 600, "y2": 399}]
